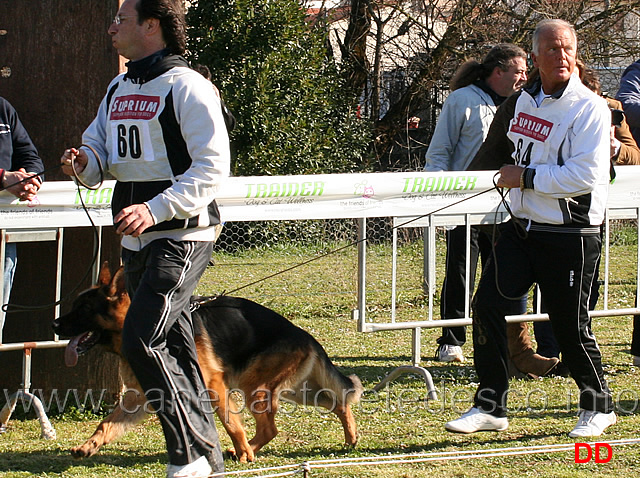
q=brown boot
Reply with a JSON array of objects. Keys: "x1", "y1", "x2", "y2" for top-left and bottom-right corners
[{"x1": 507, "y1": 322, "x2": 559, "y2": 378}]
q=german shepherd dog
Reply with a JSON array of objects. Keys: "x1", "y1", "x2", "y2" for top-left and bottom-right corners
[{"x1": 52, "y1": 262, "x2": 363, "y2": 463}]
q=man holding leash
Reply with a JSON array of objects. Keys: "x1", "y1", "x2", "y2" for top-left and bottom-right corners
[
  {"x1": 445, "y1": 19, "x2": 616, "y2": 437},
  {"x1": 60, "y1": 1, "x2": 230, "y2": 476}
]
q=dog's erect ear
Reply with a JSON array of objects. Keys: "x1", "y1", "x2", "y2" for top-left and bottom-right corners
[
  {"x1": 98, "y1": 261, "x2": 112, "y2": 286},
  {"x1": 109, "y1": 266, "x2": 127, "y2": 299}
]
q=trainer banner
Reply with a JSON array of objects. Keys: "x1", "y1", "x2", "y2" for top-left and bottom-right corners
[{"x1": 1, "y1": 167, "x2": 640, "y2": 229}]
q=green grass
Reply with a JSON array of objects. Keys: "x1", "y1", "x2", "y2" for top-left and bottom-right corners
[{"x1": 2, "y1": 232, "x2": 640, "y2": 477}]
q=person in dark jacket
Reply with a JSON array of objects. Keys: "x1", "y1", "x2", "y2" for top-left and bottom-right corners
[
  {"x1": 0, "y1": 96, "x2": 44, "y2": 333},
  {"x1": 614, "y1": 60, "x2": 640, "y2": 367},
  {"x1": 616, "y1": 58, "x2": 640, "y2": 146}
]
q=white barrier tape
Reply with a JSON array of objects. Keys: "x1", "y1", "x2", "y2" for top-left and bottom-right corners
[
  {"x1": 2, "y1": 167, "x2": 640, "y2": 227},
  {"x1": 206, "y1": 438, "x2": 640, "y2": 476}
]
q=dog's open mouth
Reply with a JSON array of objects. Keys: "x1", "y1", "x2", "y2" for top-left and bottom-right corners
[{"x1": 65, "y1": 331, "x2": 101, "y2": 367}]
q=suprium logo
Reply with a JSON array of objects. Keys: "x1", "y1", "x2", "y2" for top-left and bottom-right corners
[{"x1": 574, "y1": 443, "x2": 613, "y2": 463}]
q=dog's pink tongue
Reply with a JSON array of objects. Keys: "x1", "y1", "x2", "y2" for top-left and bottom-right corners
[{"x1": 65, "y1": 335, "x2": 82, "y2": 367}]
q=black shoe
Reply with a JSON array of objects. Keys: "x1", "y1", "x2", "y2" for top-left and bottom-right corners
[{"x1": 547, "y1": 361, "x2": 570, "y2": 377}]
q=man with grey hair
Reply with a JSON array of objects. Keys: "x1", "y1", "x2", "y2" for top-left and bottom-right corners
[{"x1": 445, "y1": 19, "x2": 616, "y2": 437}]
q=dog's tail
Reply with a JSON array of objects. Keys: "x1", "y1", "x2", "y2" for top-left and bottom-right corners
[
  {"x1": 345, "y1": 374, "x2": 364, "y2": 405},
  {"x1": 316, "y1": 353, "x2": 364, "y2": 406}
]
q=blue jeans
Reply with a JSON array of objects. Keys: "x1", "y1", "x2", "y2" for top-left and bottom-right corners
[{"x1": 1, "y1": 242, "x2": 17, "y2": 336}]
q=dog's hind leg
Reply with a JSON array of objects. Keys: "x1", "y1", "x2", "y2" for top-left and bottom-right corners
[
  {"x1": 243, "y1": 350, "x2": 315, "y2": 454},
  {"x1": 333, "y1": 404, "x2": 358, "y2": 446},
  {"x1": 302, "y1": 387, "x2": 359, "y2": 447},
  {"x1": 205, "y1": 370, "x2": 254, "y2": 463},
  {"x1": 196, "y1": 339, "x2": 254, "y2": 463},
  {"x1": 297, "y1": 357, "x2": 363, "y2": 448},
  {"x1": 70, "y1": 386, "x2": 148, "y2": 459},
  {"x1": 247, "y1": 388, "x2": 279, "y2": 455}
]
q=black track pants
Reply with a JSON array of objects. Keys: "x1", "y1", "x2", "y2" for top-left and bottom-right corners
[
  {"x1": 632, "y1": 315, "x2": 640, "y2": 357},
  {"x1": 437, "y1": 225, "x2": 492, "y2": 346},
  {"x1": 472, "y1": 220, "x2": 613, "y2": 417},
  {"x1": 120, "y1": 239, "x2": 223, "y2": 469},
  {"x1": 437, "y1": 225, "x2": 526, "y2": 346}
]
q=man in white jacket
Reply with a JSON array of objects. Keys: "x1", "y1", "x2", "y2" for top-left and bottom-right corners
[
  {"x1": 445, "y1": 19, "x2": 616, "y2": 438},
  {"x1": 60, "y1": 1, "x2": 229, "y2": 476},
  {"x1": 424, "y1": 44, "x2": 528, "y2": 363}
]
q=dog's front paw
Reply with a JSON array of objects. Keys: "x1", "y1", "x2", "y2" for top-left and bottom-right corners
[
  {"x1": 223, "y1": 447, "x2": 236, "y2": 461},
  {"x1": 345, "y1": 438, "x2": 358, "y2": 448},
  {"x1": 70, "y1": 440, "x2": 100, "y2": 459},
  {"x1": 225, "y1": 446, "x2": 255, "y2": 463}
]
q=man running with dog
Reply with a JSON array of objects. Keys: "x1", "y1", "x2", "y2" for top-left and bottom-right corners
[
  {"x1": 445, "y1": 19, "x2": 616, "y2": 437},
  {"x1": 60, "y1": 1, "x2": 230, "y2": 476}
]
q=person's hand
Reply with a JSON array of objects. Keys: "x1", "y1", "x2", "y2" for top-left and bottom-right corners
[
  {"x1": 60, "y1": 147, "x2": 88, "y2": 176},
  {"x1": 113, "y1": 203, "x2": 155, "y2": 237},
  {"x1": 497, "y1": 165, "x2": 525, "y2": 189},
  {"x1": 610, "y1": 126, "x2": 621, "y2": 159},
  {"x1": 1, "y1": 168, "x2": 41, "y2": 201}
]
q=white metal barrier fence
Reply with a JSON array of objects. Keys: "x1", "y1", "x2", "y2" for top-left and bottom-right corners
[{"x1": 357, "y1": 207, "x2": 640, "y2": 399}]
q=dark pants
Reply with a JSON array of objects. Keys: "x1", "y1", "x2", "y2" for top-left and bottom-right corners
[
  {"x1": 437, "y1": 225, "x2": 492, "y2": 346},
  {"x1": 533, "y1": 230, "x2": 640, "y2": 361},
  {"x1": 536, "y1": 309, "x2": 640, "y2": 358},
  {"x1": 533, "y1": 228, "x2": 602, "y2": 358},
  {"x1": 120, "y1": 239, "x2": 223, "y2": 469},
  {"x1": 533, "y1": 320, "x2": 561, "y2": 358},
  {"x1": 632, "y1": 315, "x2": 640, "y2": 357},
  {"x1": 473, "y1": 221, "x2": 613, "y2": 417}
]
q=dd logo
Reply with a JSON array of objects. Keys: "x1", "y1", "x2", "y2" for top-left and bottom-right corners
[{"x1": 574, "y1": 443, "x2": 613, "y2": 463}]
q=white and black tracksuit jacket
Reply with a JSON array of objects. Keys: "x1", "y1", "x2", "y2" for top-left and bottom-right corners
[{"x1": 78, "y1": 53, "x2": 230, "y2": 251}]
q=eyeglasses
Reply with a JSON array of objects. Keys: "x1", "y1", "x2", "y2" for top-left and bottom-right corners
[{"x1": 113, "y1": 14, "x2": 136, "y2": 25}]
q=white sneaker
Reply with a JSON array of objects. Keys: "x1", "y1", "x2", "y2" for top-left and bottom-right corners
[
  {"x1": 568, "y1": 410, "x2": 616, "y2": 438},
  {"x1": 437, "y1": 344, "x2": 465, "y2": 363},
  {"x1": 445, "y1": 407, "x2": 508, "y2": 433},
  {"x1": 167, "y1": 456, "x2": 212, "y2": 478},
  {"x1": 633, "y1": 355, "x2": 640, "y2": 366}
]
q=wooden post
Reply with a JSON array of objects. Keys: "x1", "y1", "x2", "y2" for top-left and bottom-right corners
[{"x1": 0, "y1": 1, "x2": 123, "y2": 406}]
